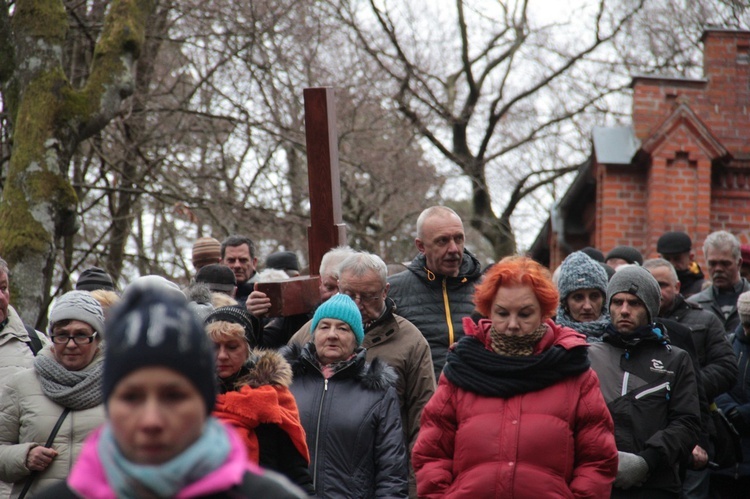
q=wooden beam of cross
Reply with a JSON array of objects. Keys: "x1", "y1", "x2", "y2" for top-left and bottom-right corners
[
  {"x1": 254, "y1": 88, "x2": 346, "y2": 317},
  {"x1": 304, "y1": 87, "x2": 347, "y2": 276}
]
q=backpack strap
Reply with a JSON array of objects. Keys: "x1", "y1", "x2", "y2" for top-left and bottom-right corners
[{"x1": 24, "y1": 324, "x2": 43, "y2": 356}]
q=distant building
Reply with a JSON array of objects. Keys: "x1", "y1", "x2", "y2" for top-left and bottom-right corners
[{"x1": 530, "y1": 28, "x2": 750, "y2": 269}]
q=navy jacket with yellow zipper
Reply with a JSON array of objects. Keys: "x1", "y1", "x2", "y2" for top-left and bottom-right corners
[{"x1": 387, "y1": 250, "x2": 482, "y2": 380}]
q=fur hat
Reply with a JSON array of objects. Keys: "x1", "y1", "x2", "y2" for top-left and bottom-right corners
[
  {"x1": 49, "y1": 290, "x2": 106, "y2": 337},
  {"x1": 606, "y1": 265, "x2": 661, "y2": 324},
  {"x1": 310, "y1": 294, "x2": 364, "y2": 345},
  {"x1": 557, "y1": 251, "x2": 609, "y2": 301},
  {"x1": 103, "y1": 282, "x2": 217, "y2": 414},
  {"x1": 738, "y1": 291, "x2": 750, "y2": 324},
  {"x1": 606, "y1": 245, "x2": 644, "y2": 266}
]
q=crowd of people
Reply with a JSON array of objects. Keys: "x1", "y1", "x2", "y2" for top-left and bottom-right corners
[{"x1": 0, "y1": 205, "x2": 748, "y2": 498}]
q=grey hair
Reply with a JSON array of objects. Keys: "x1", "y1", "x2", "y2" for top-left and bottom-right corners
[
  {"x1": 703, "y1": 230, "x2": 741, "y2": 260},
  {"x1": 642, "y1": 258, "x2": 679, "y2": 283},
  {"x1": 319, "y1": 246, "x2": 357, "y2": 279},
  {"x1": 338, "y1": 252, "x2": 388, "y2": 286},
  {"x1": 0, "y1": 257, "x2": 8, "y2": 276},
  {"x1": 416, "y1": 206, "x2": 461, "y2": 239}
]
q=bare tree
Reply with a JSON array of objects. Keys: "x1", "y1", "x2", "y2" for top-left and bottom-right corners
[{"x1": 327, "y1": 0, "x2": 655, "y2": 256}]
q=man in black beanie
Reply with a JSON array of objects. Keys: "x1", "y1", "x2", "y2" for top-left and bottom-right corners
[
  {"x1": 75, "y1": 267, "x2": 116, "y2": 292},
  {"x1": 588, "y1": 266, "x2": 701, "y2": 497},
  {"x1": 657, "y1": 231, "x2": 705, "y2": 297}
]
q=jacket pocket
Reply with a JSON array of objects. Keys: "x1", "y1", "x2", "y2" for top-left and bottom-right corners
[{"x1": 634, "y1": 381, "x2": 670, "y2": 400}]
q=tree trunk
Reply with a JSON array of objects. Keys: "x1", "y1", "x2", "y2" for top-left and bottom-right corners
[{"x1": 0, "y1": 0, "x2": 156, "y2": 324}]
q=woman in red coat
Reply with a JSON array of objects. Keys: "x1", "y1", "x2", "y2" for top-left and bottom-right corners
[{"x1": 412, "y1": 256, "x2": 618, "y2": 498}]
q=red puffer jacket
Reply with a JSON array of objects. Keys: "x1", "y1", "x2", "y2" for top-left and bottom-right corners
[{"x1": 412, "y1": 319, "x2": 617, "y2": 498}]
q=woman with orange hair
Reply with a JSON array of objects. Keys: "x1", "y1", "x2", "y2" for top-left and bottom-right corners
[{"x1": 412, "y1": 256, "x2": 618, "y2": 498}]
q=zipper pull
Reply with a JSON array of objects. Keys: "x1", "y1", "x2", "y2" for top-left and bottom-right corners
[
  {"x1": 666, "y1": 382, "x2": 671, "y2": 401},
  {"x1": 324, "y1": 379, "x2": 328, "y2": 391}
]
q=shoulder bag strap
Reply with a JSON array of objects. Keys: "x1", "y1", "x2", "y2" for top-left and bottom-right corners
[{"x1": 18, "y1": 407, "x2": 71, "y2": 499}]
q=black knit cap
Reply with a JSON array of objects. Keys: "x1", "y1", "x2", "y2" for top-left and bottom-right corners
[
  {"x1": 103, "y1": 281, "x2": 217, "y2": 414},
  {"x1": 657, "y1": 231, "x2": 692, "y2": 255},
  {"x1": 605, "y1": 245, "x2": 643, "y2": 266},
  {"x1": 195, "y1": 264, "x2": 236, "y2": 293},
  {"x1": 205, "y1": 305, "x2": 260, "y2": 347},
  {"x1": 76, "y1": 267, "x2": 115, "y2": 292},
  {"x1": 580, "y1": 246, "x2": 605, "y2": 263},
  {"x1": 265, "y1": 251, "x2": 300, "y2": 272}
]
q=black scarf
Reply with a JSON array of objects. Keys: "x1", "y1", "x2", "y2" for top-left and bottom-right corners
[{"x1": 443, "y1": 336, "x2": 590, "y2": 398}]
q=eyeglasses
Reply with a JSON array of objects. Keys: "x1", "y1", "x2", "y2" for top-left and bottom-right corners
[
  {"x1": 50, "y1": 332, "x2": 98, "y2": 345},
  {"x1": 340, "y1": 289, "x2": 383, "y2": 304}
]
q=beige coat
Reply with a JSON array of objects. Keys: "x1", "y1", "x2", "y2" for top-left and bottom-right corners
[{"x1": 0, "y1": 347, "x2": 105, "y2": 498}]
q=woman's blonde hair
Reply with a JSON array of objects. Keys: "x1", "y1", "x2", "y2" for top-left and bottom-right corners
[{"x1": 206, "y1": 321, "x2": 251, "y2": 358}]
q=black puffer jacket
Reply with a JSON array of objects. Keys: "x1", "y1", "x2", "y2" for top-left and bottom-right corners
[
  {"x1": 664, "y1": 294, "x2": 737, "y2": 401},
  {"x1": 589, "y1": 324, "x2": 701, "y2": 496},
  {"x1": 284, "y1": 344, "x2": 408, "y2": 499},
  {"x1": 387, "y1": 250, "x2": 481, "y2": 379}
]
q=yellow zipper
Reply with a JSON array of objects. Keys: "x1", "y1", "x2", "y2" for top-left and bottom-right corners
[{"x1": 443, "y1": 278, "x2": 454, "y2": 345}]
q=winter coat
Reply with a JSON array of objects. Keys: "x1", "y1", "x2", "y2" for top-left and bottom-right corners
[
  {"x1": 288, "y1": 299, "x2": 436, "y2": 452},
  {"x1": 213, "y1": 349, "x2": 313, "y2": 494},
  {"x1": 713, "y1": 324, "x2": 750, "y2": 479},
  {"x1": 589, "y1": 324, "x2": 702, "y2": 495},
  {"x1": 387, "y1": 250, "x2": 482, "y2": 379},
  {"x1": 35, "y1": 423, "x2": 306, "y2": 499},
  {"x1": 284, "y1": 343, "x2": 408, "y2": 498},
  {"x1": 688, "y1": 278, "x2": 750, "y2": 334},
  {"x1": 413, "y1": 319, "x2": 617, "y2": 499},
  {"x1": 0, "y1": 306, "x2": 35, "y2": 388},
  {"x1": 663, "y1": 294, "x2": 737, "y2": 401},
  {"x1": 0, "y1": 350, "x2": 106, "y2": 498}
]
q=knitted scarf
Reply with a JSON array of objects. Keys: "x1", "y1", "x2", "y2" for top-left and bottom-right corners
[
  {"x1": 98, "y1": 417, "x2": 230, "y2": 499},
  {"x1": 214, "y1": 384, "x2": 310, "y2": 463},
  {"x1": 443, "y1": 335, "x2": 590, "y2": 398},
  {"x1": 555, "y1": 306, "x2": 610, "y2": 342},
  {"x1": 35, "y1": 347, "x2": 104, "y2": 410},
  {"x1": 488, "y1": 324, "x2": 547, "y2": 357}
]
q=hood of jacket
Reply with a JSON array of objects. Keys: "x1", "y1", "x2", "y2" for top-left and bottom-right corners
[
  {"x1": 283, "y1": 343, "x2": 398, "y2": 392},
  {"x1": 0, "y1": 305, "x2": 30, "y2": 345},
  {"x1": 405, "y1": 249, "x2": 482, "y2": 288},
  {"x1": 238, "y1": 348, "x2": 293, "y2": 388}
]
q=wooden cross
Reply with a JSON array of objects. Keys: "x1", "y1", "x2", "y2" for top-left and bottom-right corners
[
  {"x1": 255, "y1": 87, "x2": 346, "y2": 316},
  {"x1": 304, "y1": 87, "x2": 347, "y2": 275}
]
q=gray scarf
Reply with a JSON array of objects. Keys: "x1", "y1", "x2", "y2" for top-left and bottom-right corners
[
  {"x1": 34, "y1": 347, "x2": 104, "y2": 410},
  {"x1": 555, "y1": 306, "x2": 610, "y2": 342}
]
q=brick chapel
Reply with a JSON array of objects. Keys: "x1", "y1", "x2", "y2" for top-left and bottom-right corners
[{"x1": 530, "y1": 28, "x2": 750, "y2": 270}]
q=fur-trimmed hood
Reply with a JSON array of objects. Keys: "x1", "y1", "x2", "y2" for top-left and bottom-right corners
[
  {"x1": 237, "y1": 348, "x2": 293, "y2": 388},
  {"x1": 282, "y1": 342, "x2": 398, "y2": 392}
]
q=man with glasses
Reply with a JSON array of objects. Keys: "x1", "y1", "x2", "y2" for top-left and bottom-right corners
[
  {"x1": 689, "y1": 231, "x2": 750, "y2": 334},
  {"x1": 289, "y1": 251, "x2": 435, "y2": 498}
]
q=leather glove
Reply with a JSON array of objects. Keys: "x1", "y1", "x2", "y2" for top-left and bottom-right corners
[
  {"x1": 614, "y1": 451, "x2": 649, "y2": 490},
  {"x1": 726, "y1": 407, "x2": 750, "y2": 436}
]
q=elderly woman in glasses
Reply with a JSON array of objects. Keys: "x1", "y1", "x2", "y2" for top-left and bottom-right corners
[{"x1": 0, "y1": 291, "x2": 107, "y2": 497}]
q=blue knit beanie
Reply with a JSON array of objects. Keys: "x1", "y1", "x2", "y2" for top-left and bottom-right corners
[
  {"x1": 557, "y1": 251, "x2": 609, "y2": 302},
  {"x1": 310, "y1": 294, "x2": 364, "y2": 345}
]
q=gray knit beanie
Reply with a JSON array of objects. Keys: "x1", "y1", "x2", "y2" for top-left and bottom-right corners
[
  {"x1": 557, "y1": 251, "x2": 609, "y2": 302},
  {"x1": 49, "y1": 290, "x2": 106, "y2": 337},
  {"x1": 738, "y1": 291, "x2": 750, "y2": 324},
  {"x1": 606, "y1": 265, "x2": 661, "y2": 323}
]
